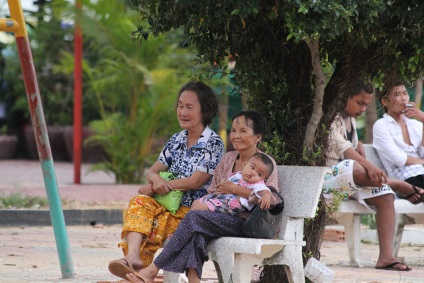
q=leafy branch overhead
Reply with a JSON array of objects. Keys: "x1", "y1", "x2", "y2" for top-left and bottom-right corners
[{"x1": 129, "y1": 0, "x2": 424, "y2": 166}]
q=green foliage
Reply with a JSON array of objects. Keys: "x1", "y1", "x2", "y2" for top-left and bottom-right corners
[
  {"x1": 52, "y1": 0, "x2": 192, "y2": 183},
  {"x1": 0, "y1": 193, "x2": 48, "y2": 209},
  {"x1": 87, "y1": 79, "x2": 181, "y2": 184},
  {"x1": 262, "y1": 131, "x2": 290, "y2": 165},
  {"x1": 361, "y1": 214, "x2": 377, "y2": 230},
  {"x1": 1, "y1": 1, "x2": 100, "y2": 127},
  {"x1": 129, "y1": 1, "x2": 424, "y2": 160}
]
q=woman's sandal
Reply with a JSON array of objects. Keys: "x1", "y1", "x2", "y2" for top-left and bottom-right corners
[{"x1": 401, "y1": 185, "x2": 424, "y2": 205}]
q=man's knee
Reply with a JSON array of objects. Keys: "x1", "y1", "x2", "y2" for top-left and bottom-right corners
[{"x1": 365, "y1": 193, "x2": 395, "y2": 207}]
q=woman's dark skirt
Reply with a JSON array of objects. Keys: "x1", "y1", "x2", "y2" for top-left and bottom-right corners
[{"x1": 153, "y1": 210, "x2": 247, "y2": 278}]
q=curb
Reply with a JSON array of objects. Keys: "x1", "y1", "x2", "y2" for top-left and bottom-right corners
[{"x1": 0, "y1": 209, "x2": 124, "y2": 226}]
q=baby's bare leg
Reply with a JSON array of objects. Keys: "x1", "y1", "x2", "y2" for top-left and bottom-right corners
[{"x1": 190, "y1": 199, "x2": 210, "y2": 211}]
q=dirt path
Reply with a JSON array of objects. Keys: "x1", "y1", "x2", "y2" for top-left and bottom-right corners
[{"x1": 1, "y1": 225, "x2": 424, "y2": 283}]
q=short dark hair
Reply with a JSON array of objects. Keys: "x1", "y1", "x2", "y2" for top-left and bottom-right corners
[
  {"x1": 250, "y1": 152, "x2": 274, "y2": 179},
  {"x1": 376, "y1": 80, "x2": 406, "y2": 113},
  {"x1": 177, "y1": 82, "x2": 219, "y2": 126},
  {"x1": 232, "y1": 110, "x2": 268, "y2": 138}
]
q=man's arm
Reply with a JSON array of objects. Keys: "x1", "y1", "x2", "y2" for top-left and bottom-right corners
[{"x1": 343, "y1": 147, "x2": 387, "y2": 187}]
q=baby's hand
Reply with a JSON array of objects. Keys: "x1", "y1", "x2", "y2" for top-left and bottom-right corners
[{"x1": 258, "y1": 193, "x2": 271, "y2": 210}]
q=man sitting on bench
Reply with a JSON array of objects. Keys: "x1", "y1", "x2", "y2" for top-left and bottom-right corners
[
  {"x1": 373, "y1": 80, "x2": 424, "y2": 204},
  {"x1": 323, "y1": 79, "x2": 423, "y2": 271}
]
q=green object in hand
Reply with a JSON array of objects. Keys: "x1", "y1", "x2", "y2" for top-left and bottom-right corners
[{"x1": 153, "y1": 172, "x2": 183, "y2": 214}]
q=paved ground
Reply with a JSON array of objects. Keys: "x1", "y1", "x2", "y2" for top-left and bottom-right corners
[{"x1": 1, "y1": 160, "x2": 424, "y2": 282}]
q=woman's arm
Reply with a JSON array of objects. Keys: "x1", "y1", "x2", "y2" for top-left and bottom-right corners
[
  {"x1": 216, "y1": 180, "x2": 252, "y2": 199},
  {"x1": 167, "y1": 171, "x2": 212, "y2": 192},
  {"x1": 144, "y1": 160, "x2": 212, "y2": 194},
  {"x1": 140, "y1": 161, "x2": 169, "y2": 195}
]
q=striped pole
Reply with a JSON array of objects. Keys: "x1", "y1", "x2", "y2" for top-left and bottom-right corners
[{"x1": 1, "y1": 0, "x2": 74, "y2": 278}]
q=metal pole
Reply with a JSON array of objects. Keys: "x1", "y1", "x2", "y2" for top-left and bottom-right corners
[
  {"x1": 1, "y1": 0, "x2": 74, "y2": 278},
  {"x1": 73, "y1": 0, "x2": 83, "y2": 184}
]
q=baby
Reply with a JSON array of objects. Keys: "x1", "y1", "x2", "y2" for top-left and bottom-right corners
[{"x1": 191, "y1": 152, "x2": 274, "y2": 215}]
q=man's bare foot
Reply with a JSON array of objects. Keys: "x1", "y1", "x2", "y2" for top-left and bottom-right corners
[
  {"x1": 387, "y1": 180, "x2": 424, "y2": 204},
  {"x1": 376, "y1": 258, "x2": 411, "y2": 271}
]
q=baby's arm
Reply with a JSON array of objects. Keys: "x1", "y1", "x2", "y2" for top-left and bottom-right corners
[
  {"x1": 190, "y1": 198, "x2": 210, "y2": 211},
  {"x1": 258, "y1": 190, "x2": 272, "y2": 210}
]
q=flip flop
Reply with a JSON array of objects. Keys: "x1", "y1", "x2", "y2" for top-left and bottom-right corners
[
  {"x1": 400, "y1": 185, "x2": 424, "y2": 205},
  {"x1": 375, "y1": 261, "x2": 412, "y2": 271},
  {"x1": 108, "y1": 258, "x2": 137, "y2": 280},
  {"x1": 126, "y1": 272, "x2": 150, "y2": 283}
]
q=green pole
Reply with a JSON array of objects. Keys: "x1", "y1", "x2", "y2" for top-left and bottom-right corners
[{"x1": 1, "y1": 0, "x2": 74, "y2": 278}]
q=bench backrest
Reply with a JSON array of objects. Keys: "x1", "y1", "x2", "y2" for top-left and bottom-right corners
[
  {"x1": 363, "y1": 144, "x2": 387, "y2": 174},
  {"x1": 278, "y1": 165, "x2": 329, "y2": 218}
]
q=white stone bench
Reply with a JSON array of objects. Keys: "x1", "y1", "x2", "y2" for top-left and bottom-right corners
[
  {"x1": 206, "y1": 165, "x2": 329, "y2": 283},
  {"x1": 334, "y1": 144, "x2": 424, "y2": 267}
]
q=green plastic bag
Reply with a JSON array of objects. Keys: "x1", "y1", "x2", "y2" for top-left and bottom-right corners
[{"x1": 153, "y1": 172, "x2": 183, "y2": 214}]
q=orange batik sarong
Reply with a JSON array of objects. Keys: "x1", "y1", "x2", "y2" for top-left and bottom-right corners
[{"x1": 119, "y1": 194, "x2": 190, "y2": 266}]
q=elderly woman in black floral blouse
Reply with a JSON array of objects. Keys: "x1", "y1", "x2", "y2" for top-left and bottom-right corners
[{"x1": 108, "y1": 82, "x2": 224, "y2": 281}]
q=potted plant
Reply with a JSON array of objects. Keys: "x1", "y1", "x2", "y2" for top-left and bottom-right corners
[{"x1": 0, "y1": 125, "x2": 18, "y2": 159}]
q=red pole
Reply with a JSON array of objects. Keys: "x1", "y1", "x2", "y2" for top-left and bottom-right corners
[{"x1": 73, "y1": 0, "x2": 83, "y2": 184}]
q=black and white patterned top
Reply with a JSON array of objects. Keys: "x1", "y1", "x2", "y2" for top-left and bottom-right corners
[{"x1": 158, "y1": 126, "x2": 225, "y2": 207}]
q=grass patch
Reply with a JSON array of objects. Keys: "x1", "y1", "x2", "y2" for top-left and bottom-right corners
[
  {"x1": 361, "y1": 214, "x2": 377, "y2": 229},
  {"x1": 0, "y1": 193, "x2": 48, "y2": 209}
]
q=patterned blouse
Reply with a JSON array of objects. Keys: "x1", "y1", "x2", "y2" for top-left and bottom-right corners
[{"x1": 158, "y1": 126, "x2": 225, "y2": 207}]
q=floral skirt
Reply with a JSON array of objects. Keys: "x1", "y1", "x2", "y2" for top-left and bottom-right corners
[{"x1": 119, "y1": 194, "x2": 190, "y2": 266}]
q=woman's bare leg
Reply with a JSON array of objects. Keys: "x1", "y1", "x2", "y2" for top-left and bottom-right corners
[
  {"x1": 187, "y1": 268, "x2": 201, "y2": 283},
  {"x1": 124, "y1": 232, "x2": 144, "y2": 269},
  {"x1": 110, "y1": 231, "x2": 144, "y2": 271}
]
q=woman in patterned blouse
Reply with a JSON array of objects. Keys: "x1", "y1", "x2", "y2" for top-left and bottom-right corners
[{"x1": 108, "y1": 82, "x2": 225, "y2": 281}]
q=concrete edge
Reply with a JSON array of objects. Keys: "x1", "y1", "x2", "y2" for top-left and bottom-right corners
[{"x1": 0, "y1": 209, "x2": 124, "y2": 226}]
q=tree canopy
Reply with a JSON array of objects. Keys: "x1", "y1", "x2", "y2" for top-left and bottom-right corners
[{"x1": 128, "y1": 0, "x2": 424, "y2": 165}]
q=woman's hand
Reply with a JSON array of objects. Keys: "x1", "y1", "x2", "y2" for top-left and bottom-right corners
[
  {"x1": 138, "y1": 178, "x2": 172, "y2": 195},
  {"x1": 216, "y1": 180, "x2": 235, "y2": 194},
  {"x1": 151, "y1": 178, "x2": 172, "y2": 195},
  {"x1": 138, "y1": 184, "x2": 154, "y2": 195}
]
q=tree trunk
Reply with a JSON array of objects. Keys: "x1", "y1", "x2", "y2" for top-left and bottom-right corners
[
  {"x1": 303, "y1": 38, "x2": 326, "y2": 152},
  {"x1": 365, "y1": 89, "x2": 377, "y2": 144},
  {"x1": 218, "y1": 95, "x2": 229, "y2": 150},
  {"x1": 415, "y1": 78, "x2": 423, "y2": 109}
]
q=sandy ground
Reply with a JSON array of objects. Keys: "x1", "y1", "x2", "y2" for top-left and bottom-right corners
[
  {"x1": 1, "y1": 160, "x2": 424, "y2": 282},
  {"x1": 0, "y1": 224, "x2": 423, "y2": 283}
]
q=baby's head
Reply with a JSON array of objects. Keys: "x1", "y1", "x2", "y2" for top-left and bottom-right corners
[{"x1": 242, "y1": 153, "x2": 274, "y2": 183}]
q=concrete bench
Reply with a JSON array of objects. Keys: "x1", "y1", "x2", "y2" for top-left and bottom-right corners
[
  {"x1": 206, "y1": 165, "x2": 329, "y2": 283},
  {"x1": 334, "y1": 144, "x2": 424, "y2": 267}
]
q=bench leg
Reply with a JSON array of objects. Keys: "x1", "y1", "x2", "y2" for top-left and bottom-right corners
[
  {"x1": 280, "y1": 245, "x2": 305, "y2": 283},
  {"x1": 336, "y1": 213, "x2": 366, "y2": 267},
  {"x1": 393, "y1": 214, "x2": 414, "y2": 258},
  {"x1": 232, "y1": 254, "x2": 261, "y2": 283},
  {"x1": 163, "y1": 271, "x2": 185, "y2": 283},
  {"x1": 209, "y1": 252, "x2": 233, "y2": 283},
  {"x1": 263, "y1": 244, "x2": 305, "y2": 283}
]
